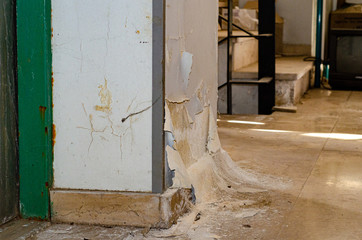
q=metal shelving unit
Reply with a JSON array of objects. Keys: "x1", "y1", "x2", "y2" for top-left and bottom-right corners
[{"x1": 218, "y1": 0, "x2": 276, "y2": 115}]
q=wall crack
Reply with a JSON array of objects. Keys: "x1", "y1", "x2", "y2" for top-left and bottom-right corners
[{"x1": 121, "y1": 97, "x2": 160, "y2": 123}]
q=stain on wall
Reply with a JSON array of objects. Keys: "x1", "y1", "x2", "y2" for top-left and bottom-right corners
[{"x1": 94, "y1": 79, "x2": 112, "y2": 113}]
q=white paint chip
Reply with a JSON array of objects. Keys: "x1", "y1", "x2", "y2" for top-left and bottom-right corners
[
  {"x1": 207, "y1": 109, "x2": 221, "y2": 155},
  {"x1": 180, "y1": 51, "x2": 193, "y2": 93}
]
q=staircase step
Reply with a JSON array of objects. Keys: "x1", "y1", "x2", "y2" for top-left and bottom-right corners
[
  {"x1": 218, "y1": 57, "x2": 315, "y2": 115},
  {"x1": 231, "y1": 77, "x2": 273, "y2": 84},
  {"x1": 233, "y1": 57, "x2": 313, "y2": 81}
]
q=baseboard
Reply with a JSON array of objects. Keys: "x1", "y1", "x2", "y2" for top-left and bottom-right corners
[{"x1": 50, "y1": 188, "x2": 191, "y2": 229}]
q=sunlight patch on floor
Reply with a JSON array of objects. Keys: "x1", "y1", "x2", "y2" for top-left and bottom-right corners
[
  {"x1": 302, "y1": 133, "x2": 362, "y2": 140},
  {"x1": 250, "y1": 129, "x2": 293, "y2": 133},
  {"x1": 220, "y1": 120, "x2": 266, "y2": 125}
]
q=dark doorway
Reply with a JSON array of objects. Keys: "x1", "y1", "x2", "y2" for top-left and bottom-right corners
[{"x1": 0, "y1": 0, "x2": 18, "y2": 225}]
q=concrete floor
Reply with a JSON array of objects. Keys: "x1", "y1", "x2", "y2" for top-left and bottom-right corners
[{"x1": 1, "y1": 89, "x2": 362, "y2": 239}]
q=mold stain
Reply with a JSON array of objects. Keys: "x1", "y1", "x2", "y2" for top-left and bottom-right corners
[{"x1": 95, "y1": 78, "x2": 112, "y2": 113}]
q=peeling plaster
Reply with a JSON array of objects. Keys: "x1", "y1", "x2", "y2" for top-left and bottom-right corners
[
  {"x1": 164, "y1": 103, "x2": 174, "y2": 133},
  {"x1": 166, "y1": 146, "x2": 192, "y2": 189},
  {"x1": 163, "y1": 0, "x2": 289, "y2": 203},
  {"x1": 164, "y1": 0, "x2": 220, "y2": 201},
  {"x1": 206, "y1": 109, "x2": 221, "y2": 155},
  {"x1": 185, "y1": 80, "x2": 207, "y2": 123}
]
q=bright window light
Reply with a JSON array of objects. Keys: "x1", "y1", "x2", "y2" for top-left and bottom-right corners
[{"x1": 302, "y1": 133, "x2": 362, "y2": 140}]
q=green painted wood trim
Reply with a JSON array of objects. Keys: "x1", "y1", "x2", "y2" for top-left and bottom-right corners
[{"x1": 17, "y1": 0, "x2": 53, "y2": 219}]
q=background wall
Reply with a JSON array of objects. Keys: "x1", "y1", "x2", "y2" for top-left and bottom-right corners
[
  {"x1": 239, "y1": 0, "x2": 314, "y2": 49},
  {"x1": 52, "y1": 0, "x2": 154, "y2": 192},
  {"x1": 276, "y1": 0, "x2": 314, "y2": 45},
  {"x1": 239, "y1": 0, "x2": 337, "y2": 58}
]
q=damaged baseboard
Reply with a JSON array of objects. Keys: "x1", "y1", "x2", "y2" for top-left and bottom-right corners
[{"x1": 50, "y1": 188, "x2": 191, "y2": 229}]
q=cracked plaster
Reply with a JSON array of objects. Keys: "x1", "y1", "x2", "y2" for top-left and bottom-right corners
[{"x1": 52, "y1": 0, "x2": 154, "y2": 192}]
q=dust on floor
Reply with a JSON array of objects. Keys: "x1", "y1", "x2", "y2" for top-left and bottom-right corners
[{"x1": 3, "y1": 89, "x2": 362, "y2": 240}]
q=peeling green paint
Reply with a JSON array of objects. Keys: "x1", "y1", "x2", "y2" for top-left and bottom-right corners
[{"x1": 17, "y1": 0, "x2": 52, "y2": 219}]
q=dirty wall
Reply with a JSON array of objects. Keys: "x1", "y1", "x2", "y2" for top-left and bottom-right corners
[
  {"x1": 164, "y1": 0, "x2": 225, "y2": 201},
  {"x1": 51, "y1": 0, "x2": 260, "y2": 197},
  {"x1": 164, "y1": 1, "x2": 287, "y2": 202}
]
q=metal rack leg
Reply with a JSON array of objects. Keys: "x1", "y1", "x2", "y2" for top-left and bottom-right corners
[{"x1": 226, "y1": 0, "x2": 233, "y2": 114}]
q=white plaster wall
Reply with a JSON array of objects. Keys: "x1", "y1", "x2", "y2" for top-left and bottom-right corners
[
  {"x1": 166, "y1": 0, "x2": 218, "y2": 108},
  {"x1": 52, "y1": 0, "x2": 153, "y2": 192},
  {"x1": 165, "y1": 0, "x2": 219, "y2": 197}
]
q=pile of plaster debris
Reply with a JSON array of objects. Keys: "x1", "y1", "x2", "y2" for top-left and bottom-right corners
[
  {"x1": 165, "y1": 104, "x2": 290, "y2": 204},
  {"x1": 146, "y1": 105, "x2": 291, "y2": 239}
]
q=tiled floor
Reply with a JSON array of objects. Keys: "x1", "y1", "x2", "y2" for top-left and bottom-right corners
[
  {"x1": 218, "y1": 89, "x2": 362, "y2": 239},
  {"x1": 1, "y1": 89, "x2": 361, "y2": 240}
]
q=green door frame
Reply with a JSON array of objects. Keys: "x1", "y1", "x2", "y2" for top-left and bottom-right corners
[{"x1": 17, "y1": 0, "x2": 53, "y2": 219}]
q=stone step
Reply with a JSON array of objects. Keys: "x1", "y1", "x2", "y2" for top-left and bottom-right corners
[
  {"x1": 218, "y1": 57, "x2": 314, "y2": 114},
  {"x1": 233, "y1": 57, "x2": 314, "y2": 81}
]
